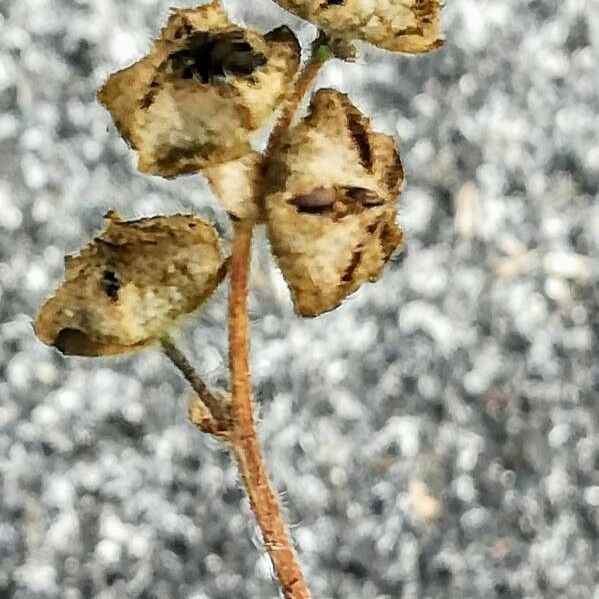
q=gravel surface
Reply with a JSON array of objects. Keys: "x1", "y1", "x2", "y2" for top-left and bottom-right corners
[{"x1": 1, "y1": 1, "x2": 598, "y2": 598}]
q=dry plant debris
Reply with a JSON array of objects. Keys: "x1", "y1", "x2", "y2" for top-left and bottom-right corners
[
  {"x1": 35, "y1": 212, "x2": 226, "y2": 356},
  {"x1": 31, "y1": 0, "x2": 447, "y2": 597}
]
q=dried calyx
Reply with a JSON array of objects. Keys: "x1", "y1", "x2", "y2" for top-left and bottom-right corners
[
  {"x1": 203, "y1": 151, "x2": 264, "y2": 222},
  {"x1": 270, "y1": 0, "x2": 444, "y2": 54},
  {"x1": 34, "y1": 212, "x2": 227, "y2": 356},
  {"x1": 97, "y1": 0, "x2": 300, "y2": 178},
  {"x1": 265, "y1": 89, "x2": 404, "y2": 317}
]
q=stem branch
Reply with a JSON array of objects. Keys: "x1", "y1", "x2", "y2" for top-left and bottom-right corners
[
  {"x1": 162, "y1": 335, "x2": 231, "y2": 435},
  {"x1": 266, "y1": 32, "x2": 330, "y2": 158},
  {"x1": 221, "y1": 35, "x2": 331, "y2": 596}
]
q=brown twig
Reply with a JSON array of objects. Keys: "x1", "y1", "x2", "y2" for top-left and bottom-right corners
[
  {"x1": 228, "y1": 222, "x2": 311, "y2": 599},
  {"x1": 161, "y1": 236, "x2": 310, "y2": 596},
  {"x1": 161, "y1": 335, "x2": 232, "y2": 436},
  {"x1": 175, "y1": 38, "x2": 330, "y2": 598},
  {"x1": 266, "y1": 31, "x2": 330, "y2": 158},
  {"x1": 220, "y1": 35, "x2": 332, "y2": 598}
]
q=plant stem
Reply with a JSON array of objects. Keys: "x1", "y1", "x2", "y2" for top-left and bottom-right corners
[
  {"x1": 266, "y1": 32, "x2": 330, "y2": 158},
  {"x1": 161, "y1": 335, "x2": 231, "y2": 434},
  {"x1": 183, "y1": 40, "x2": 329, "y2": 597},
  {"x1": 228, "y1": 222, "x2": 312, "y2": 599},
  {"x1": 227, "y1": 222, "x2": 254, "y2": 428},
  {"x1": 222, "y1": 37, "x2": 330, "y2": 598}
]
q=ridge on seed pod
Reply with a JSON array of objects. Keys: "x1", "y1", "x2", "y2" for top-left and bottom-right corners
[{"x1": 34, "y1": 212, "x2": 227, "y2": 356}]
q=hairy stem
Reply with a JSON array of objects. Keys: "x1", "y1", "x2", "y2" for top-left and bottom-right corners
[
  {"x1": 183, "y1": 40, "x2": 328, "y2": 597},
  {"x1": 222, "y1": 37, "x2": 329, "y2": 598},
  {"x1": 266, "y1": 32, "x2": 330, "y2": 158},
  {"x1": 228, "y1": 222, "x2": 254, "y2": 428},
  {"x1": 228, "y1": 222, "x2": 312, "y2": 599},
  {"x1": 161, "y1": 335, "x2": 231, "y2": 431}
]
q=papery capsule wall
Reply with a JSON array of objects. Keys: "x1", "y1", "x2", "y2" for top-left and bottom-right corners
[{"x1": 270, "y1": 0, "x2": 444, "y2": 53}]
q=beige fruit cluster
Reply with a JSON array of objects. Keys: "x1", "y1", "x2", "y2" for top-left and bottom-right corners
[
  {"x1": 97, "y1": 0, "x2": 300, "y2": 178},
  {"x1": 32, "y1": 5, "x2": 448, "y2": 597},
  {"x1": 35, "y1": 213, "x2": 226, "y2": 356},
  {"x1": 36, "y1": 0, "x2": 444, "y2": 355}
]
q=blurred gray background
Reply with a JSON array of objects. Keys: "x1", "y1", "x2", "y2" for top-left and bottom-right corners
[{"x1": 1, "y1": 0, "x2": 598, "y2": 597}]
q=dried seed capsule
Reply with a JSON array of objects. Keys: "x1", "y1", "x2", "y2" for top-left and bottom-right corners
[
  {"x1": 35, "y1": 213, "x2": 227, "y2": 356},
  {"x1": 265, "y1": 89, "x2": 404, "y2": 317},
  {"x1": 97, "y1": 1, "x2": 300, "y2": 178},
  {"x1": 271, "y1": 0, "x2": 443, "y2": 54}
]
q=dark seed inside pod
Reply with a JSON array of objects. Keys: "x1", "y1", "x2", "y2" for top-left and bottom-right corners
[
  {"x1": 212, "y1": 32, "x2": 267, "y2": 77},
  {"x1": 288, "y1": 188, "x2": 336, "y2": 214},
  {"x1": 54, "y1": 328, "x2": 100, "y2": 357},
  {"x1": 344, "y1": 186, "x2": 384, "y2": 206},
  {"x1": 101, "y1": 269, "x2": 120, "y2": 301},
  {"x1": 168, "y1": 31, "x2": 267, "y2": 83}
]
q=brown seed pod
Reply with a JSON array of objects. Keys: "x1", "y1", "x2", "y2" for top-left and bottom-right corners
[
  {"x1": 34, "y1": 212, "x2": 227, "y2": 356},
  {"x1": 97, "y1": 1, "x2": 300, "y2": 178},
  {"x1": 271, "y1": 0, "x2": 443, "y2": 54},
  {"x1": 265, "y1": 89, "x2": 404, "y2": 317}
]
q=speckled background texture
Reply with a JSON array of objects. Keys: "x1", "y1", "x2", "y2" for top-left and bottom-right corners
[{"x1": 1, "y1": 1, "x2": 598, "y2": 598}]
